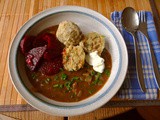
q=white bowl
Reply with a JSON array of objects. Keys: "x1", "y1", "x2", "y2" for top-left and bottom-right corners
[{"x1": 8, "y1": 6, "x2": 128, "y2": 116}]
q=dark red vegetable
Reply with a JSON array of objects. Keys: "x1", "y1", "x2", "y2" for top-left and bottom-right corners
[
  {"x1": 20, "y1": 36, "x2": 35, "y2": 54},
  {"x1": 25, "y1": 45, "x2": 47, "y2": 71},
  {"x1": 39, "y1": 57, "x2": 63, "y2": 75},
  {"x1": 33, "y1": 33, "x2": 63, "y2": 60}
]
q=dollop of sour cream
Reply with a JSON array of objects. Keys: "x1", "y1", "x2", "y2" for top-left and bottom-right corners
[{"x1": 86, "y1": 51, "x2": 105, "y2": 73}]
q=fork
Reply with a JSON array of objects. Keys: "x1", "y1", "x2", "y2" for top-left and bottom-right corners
[{"x1": 138, "y1": 11, "x2": 160, "y2": 87}]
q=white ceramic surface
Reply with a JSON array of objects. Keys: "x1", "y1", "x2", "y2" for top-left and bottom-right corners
[{"x1": 8, "y1": 6, "x2": 128, "y2": 116}]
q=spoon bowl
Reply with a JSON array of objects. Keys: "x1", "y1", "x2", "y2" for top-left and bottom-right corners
[{"x1": 121, "y1": 7, "x2": 139, "y2": 32}]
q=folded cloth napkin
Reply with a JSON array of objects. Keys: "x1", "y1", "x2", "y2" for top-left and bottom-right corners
[{"x1": 111, "y1": 11, "x2": 160, "y2": 100}]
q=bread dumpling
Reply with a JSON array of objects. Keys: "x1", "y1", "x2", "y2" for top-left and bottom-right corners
[{"x1": 56, "y1": 21, "x2": 82, "y2": 46}]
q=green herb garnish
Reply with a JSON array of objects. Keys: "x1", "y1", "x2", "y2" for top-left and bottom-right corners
[
  {"x1": 64, "y1": 81, "x2": 72, "y2": 90},
  {"x1": 71, "y1": 76, "x2": 83, "y2": 83},
  {"x1": 92, "y1": 73, "x2": 101, "y2": 85},
  {"x1": 53, "y1": 84, "x2": 63, "y2": 88},
  {"x1": 92, "y1": 78, "x2": 100, "y2": 85},
  {"x1": 53, "y1": 84, "x2": 59, "y2": 88},
  {"x1": 60, "y1": 68, "x2": 64, "y2": 72},
  {"x1": 98, "y1": 80, "x2": 103, "y2": 85},
  {"x1": 61, "y1": 73, "x2": 67, "y2": 80},
  {"x1": 88, "y1": 89, "x2": 94, "y2": 94},
  {"x1": 44, "y1": 80, "x2": 49, "y2": 84},
  {"x1": 31, "y1": 73, "x2": 37, "y2": 80},
  {"x1": 71, "y1": 76, "x2": 79, "y2": 81},
  {"x1": 44, "y1": 78, "x2": 51, "y2": 84},
  {"x1": 59, "y1": 84, "x2": 63, "y2": 88},
  {"x1": 54, "y1": 75, "x2": 58, "y2": 81},
  {"x1": 105, "y1": 69, "x2": 110, "y2": 76},
  {"x1": 91, "y1": 71, "x2": 96, "y2": 76}
]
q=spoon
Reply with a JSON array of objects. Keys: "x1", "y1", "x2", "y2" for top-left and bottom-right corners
[{"x1": 121, "y1": 7, "x2": 146, "y2": 92}]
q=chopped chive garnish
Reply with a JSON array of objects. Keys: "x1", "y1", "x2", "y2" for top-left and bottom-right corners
[
  {"x1": 95, "y1": 73, "x2": 101, "y2": 79},
  {"x1": 54, "y1": 75, "x2": 58, "y2": 81},
  {"x1": 46, "y1": 78, "x2": 51, "y2": 82},
  {"x1": 88, "y1": 89, "x2": 94, "y2": 94},
  {"x1": 31, "y1": 73, "x2": 37, "y2": 79},
  {"x1": 44, "y1": 78, "x2": 51, "y2": 84},
  {"x1": 71, "y1": 76, "x2": 79, "y2": 81},
  {"x1": 64, "y1": 81, "x2": 72, "y2": 90},
  {"x1": 91, "y1": 71, "x2": 95, "y2": 76},
  {"x1": 53, "y1": 84, "x2": 59, "y2": 88},
  {"x1": 65, "y1": 56, "x2": 69, "y2": 61},
  {"x1": 53, "y1": 84, "x2": 63, "y2": 88},
  {"x1": 105, "y1": 69, "x2": 110, "y2": 76},
  {"x1": 97, "y1": 72, "x2": 101, "y2": 76},
  {"x1": 59, "y1": 84, "x2": 63, "y2": 88},
  {"x1": 60, "y1": 68, "x2": 64, "y2": 71},
  {"x1": 98, "y1": 80, "x2": 103, "y2": 85},
  {"x1": 71, "y1": 76, "x2": 83, "y2": 82},
  {"x1": 85, "y1": 76, "x2": 92, "y2": 82},
  {"x1": 92, "y1": 73, "x2": 101, "y2": 85},
  {"x1": 92, "y1": 78, "x2": 100, "y2": 85},
  {"x1": 44, "y1": 80, "x2": 49, "y2": 84},
  {"x1": 61, "y1": 73, "x2": 67, "y2": 80}
]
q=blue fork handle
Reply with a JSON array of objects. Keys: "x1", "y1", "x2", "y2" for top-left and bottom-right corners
[{"x1": 132, "y1": 32, "x2": 146, "y2": 92}]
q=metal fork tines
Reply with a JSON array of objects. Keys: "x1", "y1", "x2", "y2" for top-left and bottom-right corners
[{"x1": 138, "y1": 11, "x2": 160, "y2": 88}]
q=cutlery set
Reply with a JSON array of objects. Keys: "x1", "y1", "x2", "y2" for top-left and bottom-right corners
[{"x1": 122, "y1": 7, "x2": 160, "y2": 92}]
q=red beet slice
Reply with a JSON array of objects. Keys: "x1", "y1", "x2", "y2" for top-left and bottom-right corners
[
  {"x1": 20, "y1": 36, "x2": 35, "y2": 54},
  {"x1": 25, "y1": 45, "x2": 47, "y2": 71},
  {"x1": 33, "y1": 33, "x2": 64, "y2": 61},
  {"x1": 39, "y1": 57, "x2": 63, "y2": 75},
  {"x1": 43, "y1": 47, "x2": 63, "y2": 61},
  {"x1": 32, "y1": 33, "x2": 47, "y2": 48},
  {"x1": 33, "y1": 33, "x2": 55, "y2": 49}
]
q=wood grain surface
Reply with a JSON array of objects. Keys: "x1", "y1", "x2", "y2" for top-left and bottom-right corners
[
  {"x1": 0, "y1": 0, "x2": 158, "y2": 119},
  {"x1": 1, "y1": 107, "x2": 133, "y2": 120}
]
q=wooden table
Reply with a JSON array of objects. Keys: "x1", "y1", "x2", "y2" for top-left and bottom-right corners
[{"x1": 0, "y1": 0, "x2": 159, "y2": 119}]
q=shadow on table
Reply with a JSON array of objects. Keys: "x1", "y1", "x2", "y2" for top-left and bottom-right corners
[
  {"x1": 102, "y1": 109, "x2": 144, "y2": 120},
  {"x1": 102, "y1": 106, "x2": 160, "y2": 120}
]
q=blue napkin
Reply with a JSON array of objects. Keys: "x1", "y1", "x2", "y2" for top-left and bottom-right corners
[{"x1": 111, "y1": 11, "x2": 160, "y2": 100}]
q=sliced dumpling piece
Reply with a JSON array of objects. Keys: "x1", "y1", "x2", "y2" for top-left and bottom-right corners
[
  {"x1": 62, "y1": 45, "x2": 85, "y2": 71},
  {"x1": 80, "y1": 32, "x2": 105, "y2": 55}
]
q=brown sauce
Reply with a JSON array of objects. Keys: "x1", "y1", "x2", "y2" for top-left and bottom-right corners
[{"x1": 26, "y1": 26, "x2": 112, "y2": 102}]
